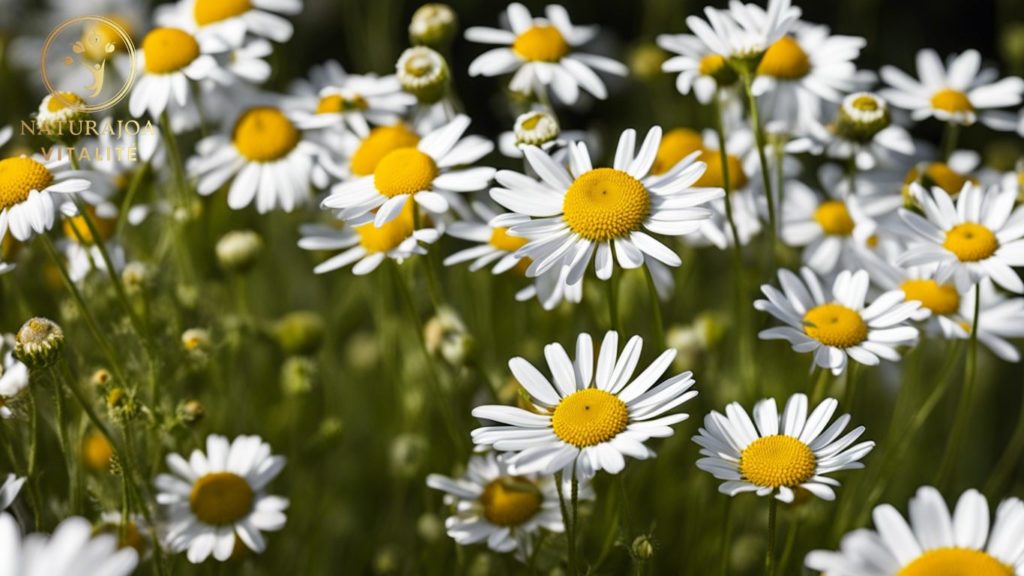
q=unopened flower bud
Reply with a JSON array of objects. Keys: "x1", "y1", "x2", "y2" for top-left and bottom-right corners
[
  {"x1": 631, "y1": 535, "x2": 655, "y2": 560},
  {"x1": 37, "y1": 92, "x2": 86, "y2": 140},
  {"x1": 281, "y1": 356, "x2": 316, "y2": 396},
  {"x1": 416, "y1": 513, "x2": 444, "y2": 543},
  {"x1": 513, "y1": 111, "x2": 560, "y2": 148},
  {"x1": 216, "y1": 230, "x2": 263, "y2": 273},
  {"x1": 122, "y1": 262, "x2": 148, "y2": 292},
  {"x1": 82, "y1": 430, "x2": 113, "y2": 472},
  {"x1": 836, "y1": 92, "x2": 891, "y2": 143},
  {"x1": 397, "y1": 47, "x2": 449, "y2": 104},
  {"x1": 629, "y1": 43, "x2": 667, "y2": 80},
  {"x1": 181, "y1": 328, "x2": 211, "y2": 353},
  {"x1": 179, "y1": 399, "x2": 205, "y2": 426},
  {"x1": 273, "y1": 311, "x2": 326, "y2": 356},
  {"x1": 423, "y1": 306, "x2": 474, "y2": 367},
  {"x1": 14, "y1": 317, "x2": 64, "y2": 368},
  {"x1": 409, "y1": 4, "x2": 457, "y2": 50},
  {"x1": 91, "y1": 368, "x2": 112, "y2": 388}
]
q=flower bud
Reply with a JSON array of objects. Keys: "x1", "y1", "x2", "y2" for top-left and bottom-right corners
[
  {"x1": 179, "y1": 400, "x2": 205, "y2": 426},
  {"x1": 14, "y1": 317, "x2": 64, "y2": 369},
  {"x1": 215, "y1": 230, "x2": 263, "y2": 273},
  {"x1": 122, "y1": 262, "x2": 148, "y2": 293},
  {"x1": 629, "y1": 43, "x2": 667, "y2": 80},
  {"x1": 409, "y1": 4, "x2": 457, "y2": 50},
  {"x1": 416, "y1": 513, "x2": 444, "y2": 543},
  {"x1": 631, "y1": 535, "x2": 655, "y2": 560},
  {"x1": 397, "y1": 47, "x2": 449, "y2": 104},
  {"x1": 37, "y1": 92, "x2": 86, "y2": 140},
  {"x1": 423, "y1": 306, "x2": 475, "y2": 367},
  {"x1": 281, "y1": 356, "x2": 316, "y2": 396},
  {"x1": 835, "y1": 92, "x2": 891, "y2": 143},
  {"x1": 273, "y1": 311, "x2": 326, "y2": 356},
  {"x1": 513, "y1": 111, "x2": 560, "y2": 148},
  {"x1": 82, "y1": 430, "x2": 114, "y2": 472},
  {"x1": 181, "y1": 328, "x2": 211, "y2": 353},
  {"x1": 91, "y1": 368, "x2": 112, "y2": 388}
]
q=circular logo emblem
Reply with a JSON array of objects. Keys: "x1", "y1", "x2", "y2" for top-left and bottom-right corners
[{"x1": 40, "y1": 16, "x2": 137, "y2": 113}]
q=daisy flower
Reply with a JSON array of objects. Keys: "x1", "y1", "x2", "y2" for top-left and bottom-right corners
[
  {"x1": 157, "y1": 0, "x2": 302, "y2": 48},
  {"x1": 426, "y1": 452, "x2": 591, "y2": 557},
  {"x1": 96, "y1": 512, "x2": 153, "y2": 559},
  {"x1": 321, "y1": 114, "x2": 495, "y2": 227},
  {"x1": 901, "y1": 150, "x2": 981, "y2": 201},
  {"x1": 444, "y1": 203, "x2": 529, "y2": 275},
  {"x1": 0, "y1": 474, "x2": 25, "y2": 511},
  {"x1": 471, "y1": 331, "x2": 698, "y2": 478},
  {"x1": 880, "y1": 49, "x2": 1024, "y2": 130},
  {"x1": 806, "y1": 486, "x2": 1024, "y2": 575},
  {"x1": 128, "y1": 27, "x2": 218, "y2": 120},
  {"x1": 465, "y1": 3, "x2": 627, "y2": 104},
  {"x1": 0, "y1": 154, "x2": 92, "y2": 242},
  {"x1": 685, "y1": 0, "x2": 801, "y2": 63},
  {"x1": 298, "y1": 202, "x2": 441, "y2": 275},
  {"x1": 694, "y1": 393, "x2": 874, "y2": 502},
  {"x1": 756, "y1": 268, "x2": 920, "y2": 375},
  {"x1": 957, "y1": 279, "x2": 1024, "y2": 362},
  {"x1": 156, "y1": 434, "x2": 288, "y2": 563},
  {"x1": 287, "y1": 65, "x2": 415, "y2": 137},
  {"x1": 898, "y1": 182, "x2": 1024, "y2": 293},
  {"x1": 0, "y1": 512, "x2": 138, "y2": 576},
  {"x1": 190, "y1": 105, "x2": 323, "y2": 213},
  {"x1": 780, "y1": 180, "x2": 903, "y2": 274},
  {"x1": 657, "y1": 33, "x2": 738, "y2": 103},
  {"x1": 490, "y1": 127, "x2": 724, "y2": 284}
]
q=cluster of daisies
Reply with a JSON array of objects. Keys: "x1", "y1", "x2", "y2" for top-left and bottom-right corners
[{"x1": 0, "y1": 0, "x2": 1022, "y2": 572}]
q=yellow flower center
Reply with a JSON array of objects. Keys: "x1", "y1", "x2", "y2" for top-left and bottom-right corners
[
  {"x1": 740, "y1": 435, "x2": 817, "y2": 488},
  {"x1": 489, "y1": 227, "x2": 528, "y2": 252},
  {"x1": 699, "y1": 54, "x2": 727, "y2": 77},
  {"x1": 373, "y1": 148, "x2": 438, "y2": 198},
  {"x1": 513, "y1": 25, "x2": 570, "y2": 62},
  {"x1": 189, "y1": 472, "x2": 254, "y2": 525},
  {"x1": 803, "y1": 304, "x2": 868, "y2": 348},
  {"x1": 232, "y1": 107, "x2": 301, "y2": 162},
  {"x1": 930, "y1": 88, "x2": 974, "y2": 114},
  {"x1": 897, "y1": 548, "x2": 1014, "y2": 576},
  {"x1": 850, "y1": 95, "x2": 880, "y2": 112},
  {"x1": 0, "y1": 157, "x2": 54, "y2": 210},
  {"x1": 46, "y1": 92, "x2": 86, "y2": 113},
  {"x1": 194, "y1": 0, "x2": 252, "y2": 26},
  {"x1": 651, "y1": 129, "x2": 703, "y2": 176},
  {"x1": 142, "y1": 28, "x2": 200, "y2": 74},
  {"x1": 903, "y1": 163, "x2": 976, "y2": 201},
  {"x1": 696, "y1": 149, "x2": 749, "y2": 190},
  {"x1": 81, "y1": 16, "x2": 132, "y2": 61},
  {"x1": 562, "y1": 168, "x2": 650, "y2": 241},
  {"x1": 479, "y1": 477, "x2": 543, "y2": 527},
  {"x1": 943, "y1": 223, "x2": 998, "y2": 262},
  {"x1": 757, "y1": 36, "x2": 811, "y2": 80},
  {"x1": 356, "y1": 201, "x2": 416, "y2": 253},
  {"x1": 900, "y1": 279, "x2": 960, "y2": 315},
  {"x1": 350, "y1": 124, "x2": 421, "y2": 176},
  {"x1": 82, "y1": 430, "x2": 114, "y2": 472},
  {"x1": 814, "y1": 201, "x2": 855, "y2": 236},
  {"x1": 551, "y1": 388, "x2": 630, "y2": 447},
  {"x1": 63, "y1": 207, "x2": 116, "y2": 246},
  {"x1": 316, "y1": 94, "x2": 368, "y2": 114}
]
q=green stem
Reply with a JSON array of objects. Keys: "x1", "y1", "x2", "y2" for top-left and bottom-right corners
[
  {"x1": 115, "y1": 161, "x2": 150, "y2": 239},
  {"x1": 740, "y1": 72, "x2": 778, "y2": 260},
  {"x1": 570, "y1": 469, "x2": 580, "y2": 576},
  {"x1": 48, "y1": 367, "x2": 77, "y2": 512},
  {"x1": 940, "y1": 121, "x2": 960, "y2": 162},
  {"x1": 765, "y1": 498, "x2": 778, "y2": 576},
  {"x1": 810, "y1": 367, "x2": 830, "y2": 404},
  {"x1": 555, "y1": 471, "x2": 575, "y2": 574},
  {"x1": 986, "y1": 378, "x2": 1024, "y2": 497},
  {"x1": 719, "y1": 499, "x2": 733, "y2": 576},
  {"x1": 26, "y1": 388, "x2": 40, "y2": 530},
  {"x1": 777, "y1": 515, "x2": 800, "y2": 576},
  {"x1": 937, "y1": 288, "x2": 981, "y2": 488},
  {"x1": 606, "y1": 275, "x2": 620, "y2": 334},
  {"x1": 642, "y1": 266, "x2": 665, "y2": 351}
]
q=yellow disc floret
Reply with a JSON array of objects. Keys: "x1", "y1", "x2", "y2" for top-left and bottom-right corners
[
  {"x1": 696, "y1": 149, "x2": 749, "y2": 190},
  {"x1": 356, "y1": 202, "x2": 416, "y2": 253},
  {"x1": 316, "y1": 93, "x2": 368, "y2": 114},
  {"x1": 930, "y1": 88, "x2": 973, "y2": 115},
  {"x1": 651, "y1": 128, "x2": 703, "y2": 176},
  {"x1": 142, "y1": 28, "x2": 200, "y2": 74},
  {"x1": 480, "y1": 477, "x2": 543, "y2": 527},
  {"x1": 194, "y1": 0, "x2": 251, "y2": 26},
  {"x1": 233, "y1": 107, "x2": 301, "y2": 163},
  {"x1": 551, "y1": 388, "x2": 629, "y2": 447},
  {"x1": 373, "y1": 148, "x2": 438, "y2": 198},
  {"x1": 803, "y1": 304, "x2": 868, "y2": 348},
  {"x1": 904, "y1": 162, "x2": 973, "y2": 198},
  {"x1": 943, "y1": 223, "x2": 998, "y2": 262},
  {"x1": 0, "y1": 157, "x2": 54, "y2": 210},
  {"x1": 740, "y1": 435, "x2": 817, "y2": 488},
  {"x1": 563, "y1": 168, "x2": 650, "y2": 241},
  {"x1": 897, "y1": 548, "x2": 1013, "y2": 576},
  {"x1": 757, "y1": 36, "x2": 811, "y2": 80},
  {"x1": 489, "y1": 227, "x2": 528, "y2": 252},
  {"x1": 900, "y1": 279, "x2": 960, "y2": 315},
  {"x1": 513, "y1": 25, "x2": 570, "y2": 62},
  {"x1": 814, "y1": 201, "x2": 855, "y2": 236},
  {"x1": 189, "y1": 472, "x2": 254, "y2": 525},
  {"x1": 350, "y1": 124, "x2": 421, "y2": 176}
]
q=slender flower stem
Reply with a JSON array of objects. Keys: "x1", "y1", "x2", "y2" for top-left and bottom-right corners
[
  {"x1": 570, "y1": 468, "x2": 580, "y2": 576},
  {"x1": 606, "y1": 275, "x2": 620, "y2": 333},
  {"x1": 411, "y1": 202, "x2": 443, "y2": 312},
  {"x1": 777, "y1": 515, "x2": 800, "y2": 576},
  {"x1": 810, "y1": 367, "x2": 830, "y2": 404},
  {"x1": 115, "y1": 160, "x2": 150, "y2": 238},
  {"x1": 711, "y1": 94, "x2": 744, "y2": 261},
  {"x1": 48, "y1": 367, "x2": 78, "y2": 511},
  {"x1": 765, "y1": 498, "x2": 778, "y2": 576},
  {"x1": 555, "y1": 470, "x2": 576, "y2": 575},
  {"x1": 937, "y1": 288, "x2": 981, "y2": 488},
  {"x1": 846, "y1": 154, "x2": 858, "y2": 195},
  {"x1": 740, "y1": 71, "x2": 778, "y2": 260},
  {"x1": 719, "y1": 499, "x2": 733, "y2": 576},
  {"x1": 642, "y1": 266, "x2": 665, "y2": 351},
  {"x1": 26, "y1": 388, "x2": 40, "y2": 530},
  {"x1": 986, "y1": 375, "x2": 1024, "y2": 497},
  {"x1": 940, "y1": 121, "x2": 960, "y2": 162}
]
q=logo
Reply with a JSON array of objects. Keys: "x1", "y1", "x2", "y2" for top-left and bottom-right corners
[{"x1": 40, "y1": 16, "x2": 137, "y2": 113}]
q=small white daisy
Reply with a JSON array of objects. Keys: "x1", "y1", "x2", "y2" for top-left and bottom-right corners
[
  {"x1": 288, "y1": 65, "x2": 415, "y2": 137},
  {"x1": 756, "y1": 268, "x2": 920, "y2": 375},
  {"x1": 471, "y1": 331, "x2": 698, "y2": 478},
  {"x1": 427, "y1": 452, "x2": 591, "y2": 558},
  {"x1": 128, "y1": 27, "x2": 218, "y2": 120},
  {"x1": 685, "y1": 0, "x2": 801, "y2": 63},
  {"x1": 465, "y1": 3, "x2": 627, "y2": 104},
  {"x1": 298, "y1": 202, "x2": 441, "y2": 275},
  {"x1": 0, "y1": 474, "x2": 25, "y2": 511},
  {"x1": 694, "y1": 393, "x2": 874, "y2": 502},
  {"x1": 657, "y1": 32, "x2": 738, "y2": 103},
  {"x1": 157, "y1": 0, "x2": 302, "y2": 48},
  {"x1": 444, "y1": 203, "x2": 530, "y2": 275},
  {"x1": 898, "y1": 182, "x2": 1024, "y2": 293},
  {"x1": 806, "y1": 486, "x2": 1024, "y2": 575},
  {"x1": 0, "y1": 512, "x2": 138, "y2": 576},
  {"x1": 156, "y1": 434, "x2": 288, "y2": 563},
  {"x1": 490, "y1": 127, "x2": 724, "y2": 284},
  {"x1": 880, "y1": 49, "x2": 1024, "y2": 130},
  {"x1": 0, "y1": 154, "x2": 92, "y2": 242},
  {"x1": 190, "y1": 105, "x2": 324, "y2": 213},
  {"x1": 321, "y1": 114, "x2": 495, "y2": 227}
]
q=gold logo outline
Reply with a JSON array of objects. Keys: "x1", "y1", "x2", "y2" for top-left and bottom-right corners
[{"x1": 40, "y1": 16, "x2": 137, "y2": 113}]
